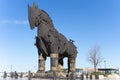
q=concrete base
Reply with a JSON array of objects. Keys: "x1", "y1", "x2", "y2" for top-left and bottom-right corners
[
  {"x1": 67, "y1": 72, "x2": 77, "y2": 80},
  {"x1": 34, "y1": 72, "x2": 46, "y2": 78}
]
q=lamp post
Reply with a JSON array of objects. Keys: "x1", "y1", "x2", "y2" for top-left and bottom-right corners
[
  {"x1": 104, "y1": 60, "x2": 106, "y2": 75},
  {"x1": 10, "y1": 65, "x2": 13, "y2": 72},
  {"x1": 104, "y1": 60, "x2": 106, "y2": 68}
]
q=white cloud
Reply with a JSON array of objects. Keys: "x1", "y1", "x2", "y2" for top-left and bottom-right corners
[
  {"x1": 0, "y1": 20, "x2": 11, "y2": 24},
  {"x1": 13, "y1": 20, "x2": 28, "y2": 25},
  {"x1": 0, "y1": 20, "x2": 28, "y2": 25}
]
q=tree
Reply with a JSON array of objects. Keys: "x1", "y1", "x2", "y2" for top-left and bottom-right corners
[{"x1": 87, "y1": 46, "x2": 102, "y2": 72}]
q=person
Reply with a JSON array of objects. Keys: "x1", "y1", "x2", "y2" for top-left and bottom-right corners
[
  {"x1": 20, "y1": 72, "x2": 23, "y2": 78},
  {"x1": 3, "y1": 71, "x2": 7, "y2": 79},
  {"x1": 10, "y1": 72, "x2": 13, "y2": 78},
  {"x1": 14, "y1": 71, "x2": 18, "y2": 79},
  {"x1": 28, "y1": 70, "x2": 32, "y2": 80}
]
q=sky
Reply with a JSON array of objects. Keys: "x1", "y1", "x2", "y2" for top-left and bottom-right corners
[{"x1": 0, "y1": 0, "x2": 120, "y2": 72}]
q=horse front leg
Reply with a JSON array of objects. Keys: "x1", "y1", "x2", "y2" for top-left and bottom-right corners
[
  {"x1": 50, "y1": 53, "x2": 58, "y2": 78},
  {"x1": 35, "y1": 36, "x2": 46, "y2": 73},
  {"x1": 35, "y1": 52, "x2": 46, "y2": 78},
  {"x1": 50, "y1": 53, "x2": 58, "y2": 71},
  {"x1": 38, "y1": 53, "x2": 45, "y2": 73}
]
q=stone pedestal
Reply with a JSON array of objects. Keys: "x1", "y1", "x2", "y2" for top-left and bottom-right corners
[{"x1": 35, "y1": 72, "x2": 45, "y2": 78}]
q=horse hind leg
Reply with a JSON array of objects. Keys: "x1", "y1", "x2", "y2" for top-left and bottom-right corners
[
  {"x1": 68, "y1": 58, "x2": 76, "y2": 77},
  {"x1": 58, "y1": 58, "x2": 64, "y2": 72}
]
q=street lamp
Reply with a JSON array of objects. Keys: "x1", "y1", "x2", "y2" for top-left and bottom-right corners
[
  {"x1": 10, "y1": 65, "x2": 12, "y2": 72},
  {"x1": 104, "y1": 60, "x2": 107, "y2": 75},
  {"x1": 104, "y1": 60, "x2": 106, "y2": 68}
]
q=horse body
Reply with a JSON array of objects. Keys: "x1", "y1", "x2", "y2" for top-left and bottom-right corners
[{"x1": 28, "y1": 3, "x2": 77, "y2": 74}]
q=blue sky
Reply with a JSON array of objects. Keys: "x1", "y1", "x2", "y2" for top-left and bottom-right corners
[{"x1": 0, "y1": 0, "x2": 120, "y2": 72}]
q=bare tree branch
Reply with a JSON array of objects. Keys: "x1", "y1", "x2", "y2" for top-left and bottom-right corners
[{"x1": 87, "y1": 45, "x2": 102, "y2": 72}]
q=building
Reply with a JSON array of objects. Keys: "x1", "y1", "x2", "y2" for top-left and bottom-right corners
[{"x1": 98, "y1": 68, "x2": 119, "y2": 75}]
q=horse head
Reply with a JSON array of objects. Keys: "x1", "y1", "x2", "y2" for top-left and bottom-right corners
[{"x1": 28, "y1": 3, "x2": 42, "y2": 29}]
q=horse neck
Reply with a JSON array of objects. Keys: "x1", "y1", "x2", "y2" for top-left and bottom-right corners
[
  {"x1": 37, "y1": 20, "x2": 58, "y2": 37},
  {"x1": 37, "y1": 22, "x2": 47, "y2": 36}
]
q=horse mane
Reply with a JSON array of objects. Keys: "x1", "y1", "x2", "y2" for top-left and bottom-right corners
[
  {"x1": 40, "y1": 10, "x2": 53, "y2": 25},
  {"x1": 40, "y1": 9, "x2": 58, "y2": 33},
  {"x1": 41, "y1": 10, "x2": 49, "y2": 17}
]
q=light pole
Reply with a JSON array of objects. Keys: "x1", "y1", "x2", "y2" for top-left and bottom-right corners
[
  {"x1": 104, "y1": 60, "x2": 106, "y2": 75},
  {"x1": 104, "y1": 60, "x2": 106, "y2": 68},
  {"x1": 10, "y1": 65, "x2": 12, "y2": 72}
]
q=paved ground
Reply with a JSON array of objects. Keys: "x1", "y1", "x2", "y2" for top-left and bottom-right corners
[{"x1": 0, "y1": 77, "x2": 120, "y2": 80}]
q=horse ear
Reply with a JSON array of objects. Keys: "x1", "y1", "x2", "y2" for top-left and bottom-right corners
[
  {"x1": 28, "y1": 4, "x2": 29, "y2": 7},
  {"x1": 33, "y1": 2, "x2": 38, "y2": 9}
]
